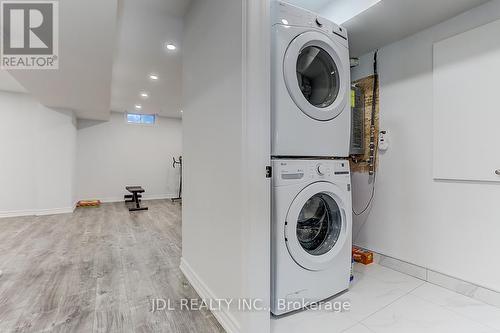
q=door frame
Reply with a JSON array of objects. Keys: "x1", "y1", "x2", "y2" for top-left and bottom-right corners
[{"x1": 240, "y1": 0, "x2": 271, "y2": 332}]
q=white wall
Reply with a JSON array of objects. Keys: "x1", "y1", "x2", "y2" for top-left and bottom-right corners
[
  {"x1": 0, "y1": 91, "x2": 77, "y2": 217},
  {"x1": 351, "y1": 0, "x2": 500, "y2": 292},
  {"x1": 36, "y1": 105, "x2": 77, "y2": 212},
  {"x1": 76, "y1": 112, "x2": 182, "y2": 202},
  {"x1": 181, "y1": 0, "x2": 244, "y2": 330},
  {"x1": 181, "y1": 0, "x2": 271, "y2": 332}
]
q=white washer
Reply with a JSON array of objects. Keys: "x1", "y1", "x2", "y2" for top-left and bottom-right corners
[
  {"x1": 271, "y1": 159, "x2": 352, "y2": 315},
  {"x1": 272, "y1": 1, "x2": 351, "y2": 157}
]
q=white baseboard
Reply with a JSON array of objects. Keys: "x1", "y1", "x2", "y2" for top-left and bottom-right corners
[
  {"x1": 99, "y1": 194, "x2": 177, "y2": 204},
  {"x1": 36, "y1": 206, "x2": 75, "y2": 216},
  {"x1": 0, "y1": 206, "x2": 75, "y2": 219},
  {"x1": 0, "y1": 209, "x2": 38, "y2": 218},
  {"x1": 180, "y1": 258, "x2": 241, "y2": 333},
  {"x1": 0, "y1": 195, "x2": 175, "y2": 219}
]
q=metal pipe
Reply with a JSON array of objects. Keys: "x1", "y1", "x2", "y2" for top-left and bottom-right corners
[{"x1": 369, "y1": 51, "x2": 378, "y2": 176}]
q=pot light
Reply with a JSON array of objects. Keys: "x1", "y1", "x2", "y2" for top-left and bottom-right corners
[
  {"x1": 165, "y1": 43, "x2": 177, "y2": 51},
  {"x1": 140, "y1": 91, "x2": 149, "y2": 99},
  {"x1": 149, "y1": 74, "x2": 159, "y2": 81},
  {"x1": 135, "y1": 104, "x2": 142, "y2": 110},
  {"x1": 281, "y1": 19, "x2": 289, "y2": 25}
]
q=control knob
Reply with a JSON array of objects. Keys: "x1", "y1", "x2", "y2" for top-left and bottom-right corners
[{"x1": 317, "y1": 164, "x2": 328, "y2": 175}]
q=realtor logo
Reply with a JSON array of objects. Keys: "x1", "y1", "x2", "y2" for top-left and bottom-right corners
[{"x1": 1, "y1": 1, "x2": 59, "y2": 69}]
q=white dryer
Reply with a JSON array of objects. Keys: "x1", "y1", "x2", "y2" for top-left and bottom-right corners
[
  {"x1": 272, "y1": 1, "x2": 351, "y2": 157},
  {"x1": 271, "y1": 159, "x2": 352, "y2": 316}
]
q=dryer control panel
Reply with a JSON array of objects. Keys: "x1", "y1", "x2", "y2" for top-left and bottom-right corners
[{"x1": 273, "y1": 159, "x2": 350, "y2": 187}]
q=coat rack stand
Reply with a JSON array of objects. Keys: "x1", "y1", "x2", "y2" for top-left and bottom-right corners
[{"x1": 171, "y1": 156, "x2": 182, "y2": 203}]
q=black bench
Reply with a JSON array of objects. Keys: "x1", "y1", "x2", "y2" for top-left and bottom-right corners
[{"x1": 125, "y1": 186, "x2": 148, "y2": 212}]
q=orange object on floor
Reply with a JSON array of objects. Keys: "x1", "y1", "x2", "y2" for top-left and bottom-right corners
[
  {"x1": 353, "y1": 246, "x2": 374, "y2": 265},
  {"x1": 77, "y1": 200, "x2": 101, "y2": 207}
]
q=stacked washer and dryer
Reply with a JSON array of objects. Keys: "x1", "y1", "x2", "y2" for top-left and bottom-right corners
[{"x1": 270, "y1": 1, "x2": 353, "y2": 316}]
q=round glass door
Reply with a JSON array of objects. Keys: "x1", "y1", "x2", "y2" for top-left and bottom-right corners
[
  {"x1": 296, "y1": 193, "x2": 342, "y2": 256},
  {"x1": 296, "y1": 46, "x2": 340, "y2": 109},
  {"x1": 283, "y1": 31, "x2": 348, "y2": 121},
  {"x1": 284, "y1": 182, "x2": 348, "y2": 271}
]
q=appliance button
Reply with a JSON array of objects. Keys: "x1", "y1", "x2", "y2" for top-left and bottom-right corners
[{"x1": 317, "y1": 164, "x2": 328, "y2": 175}]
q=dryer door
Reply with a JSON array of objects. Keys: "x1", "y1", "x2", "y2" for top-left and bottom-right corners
[
  {"x1": 284, "y1": 31, "x2": 348, "y2": 121},
  {"x1": 285, "y1": 182, "x2": 348, "y2": 271}
]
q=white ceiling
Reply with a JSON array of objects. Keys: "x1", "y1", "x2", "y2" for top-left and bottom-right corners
[
  {"x1": 288, "y1": 0, "x2": 381, "y2": 24},
  {"x1": 0, "y1": 0, "x2": 492, "y2": 120},
  {"x1": 0, "y1": 71, "x2": 27, "y2": 93},
  {"x1": 344, "y1": 0, "x2": 491, "y2": 56},
  {"x1": 286, "y1": 0, "x2": 332, "y2": 12},
  {"x1": 286, "y1": 0, "x2": 491, "y2": 56},
  {"x1": 110, "y1": 0, "x2": 191, "y2": 119},
  {"x1": 6, "y1": 0, "x2": 118, "y2": 120}
]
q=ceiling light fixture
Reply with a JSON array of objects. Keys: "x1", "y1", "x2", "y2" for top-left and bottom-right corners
[
  {"x1": 281, "y1": 19, "x2": 289, "y2": 25},
  {"x1": 149, "y1": 73, "x2": 159, "y2": 81},
  {"x1": 165, "y1": 43, "x2": 177, "y2": 51},
  {"x1": 135, "y1": 104, "x2": 142, "y2": 110},
  {"x1": 140, "y1": 91, "x2": 149, "y2": 99}
]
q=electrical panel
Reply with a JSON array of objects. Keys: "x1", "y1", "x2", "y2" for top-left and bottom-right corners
[{"x1": 350, "y1": 86, "x2": 365, "y2": 155}]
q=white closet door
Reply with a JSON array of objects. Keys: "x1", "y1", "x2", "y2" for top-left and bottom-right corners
[{"x1": 433, "y1": 19, "x2": 500, "y2": 182}]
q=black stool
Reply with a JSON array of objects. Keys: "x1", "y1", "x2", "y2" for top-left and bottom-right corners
[{"x1": 125, "y1": 186, "x2": 148, "y2": 211}]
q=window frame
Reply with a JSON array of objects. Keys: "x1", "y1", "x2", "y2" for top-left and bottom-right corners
[{"x1": 125, "y1": 112, "x2": 156, "y2": 126}]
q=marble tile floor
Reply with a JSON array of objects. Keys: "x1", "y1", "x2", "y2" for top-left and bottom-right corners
[{"x1": 272, "y1": 263, "x2": 500, "y2": 333}]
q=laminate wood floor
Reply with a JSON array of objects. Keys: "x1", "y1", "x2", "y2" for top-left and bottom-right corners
[{"x1": 0, "y1": 200, "x2": 225, "y2": 333}]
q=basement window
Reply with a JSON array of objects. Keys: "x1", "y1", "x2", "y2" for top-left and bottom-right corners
[{"x1": 126, "y1": 113, "x2": 156, "y2": 125}]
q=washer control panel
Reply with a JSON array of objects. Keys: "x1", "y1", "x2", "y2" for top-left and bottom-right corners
[
  {"x1": 316, "y1": 163, "x2": 330, "y2": 176},
  {"x1": 273, "y1": 159, "x2": 350, "y2": 186}
]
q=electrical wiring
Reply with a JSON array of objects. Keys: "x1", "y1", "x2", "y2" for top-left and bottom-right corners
[
  {"x1": 352, "y1": 50, "x2": 379, "y2": 237},
  {"x1": 352, "y1": 172, "x2": 376, "y2": 217}
]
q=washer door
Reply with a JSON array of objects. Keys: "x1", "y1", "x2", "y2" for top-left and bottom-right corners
[
  {"x1": 285, "y1": 182, "x2": 348, "y2": 271},
  {"x1": 284, "y1": 31, "x2": 348, "y2": 121}
]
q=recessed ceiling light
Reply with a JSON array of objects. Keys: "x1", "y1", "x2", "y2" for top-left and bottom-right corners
[
  {"x1": 140, "y1": 91, "x2": 149, "y2": 99},
  {"x1": 180, "y1": 110, "x2": 183, "y2": 113},
  {"x1": 165, "y1": 43, "x2": 177, "y2": 51},
  {"x1": 149, "y1": 73, "x2": 159, "y2": 81},
  {"x1": 135, "y1": 104, "x2": 142, "y2": 110},
  {"x1": 281, "y1": 19, "x2": 289, "y2": 25}
]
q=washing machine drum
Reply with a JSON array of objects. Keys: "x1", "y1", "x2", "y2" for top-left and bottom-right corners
[
  {"x1": 296, "y1": 46, "x2": 340, "y2": 109},
  {"x1": 297, "y1": 193, "x2": 342, "y2": 255},
  {"x1": 284, "y1": 31, "x2": 348, "y2": 121},
  {"x1": 285, "y1": 182, "x2": 348, "y2": 271}
]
